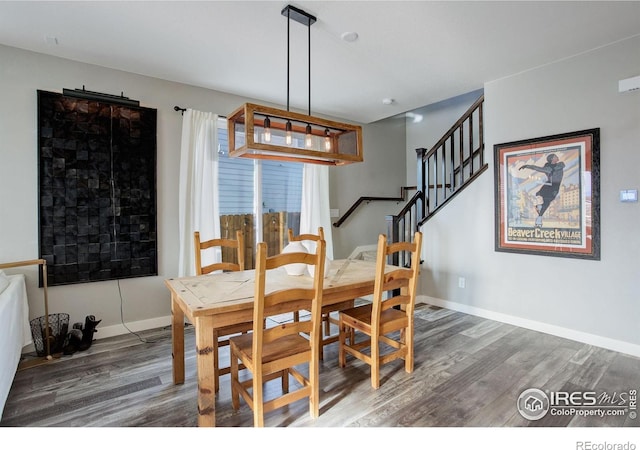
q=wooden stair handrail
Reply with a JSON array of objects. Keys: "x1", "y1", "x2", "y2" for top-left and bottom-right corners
[
  {"x1": 333, "y1": 186, "x2": 416, "y2": 228},
  {"x1": 393, "y1": 190, "x2": 424, "y2": 223}
]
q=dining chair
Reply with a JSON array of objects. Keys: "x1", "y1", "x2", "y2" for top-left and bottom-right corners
[
  {"x1": 338, "y1": 231, "x2": 423, "y2": 389},
  {"x1": 194, "y1": 230, "x2": 245, "y2": 275},
  {"x1": 287, "y1": 226, "x2": 325, "y2": 246},
  {"x1": 229, "y1": 239, "x2": 326, "y2": 427},
  {"x1": 193, "y1": 230, "x2": 252, "y2": 392},
  {"x1": 287, "y1": 227, "x2": 354, "y2": 360},
  {"x1": 286, "y1": 227, "x2": 325, "y2": 323}
]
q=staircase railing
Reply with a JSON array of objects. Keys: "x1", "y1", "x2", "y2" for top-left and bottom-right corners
[
  {"x1": 385, "y1": 190, "x2": 424, "y2": 267},
  {"x1": 333, "y1": 186, "x2": 416, "y2": 228},
  {"x1": 417, "y1": 94, "x2": 487, "y2": 225},
  {"x1": 387, "y1": 94, "x2": 487, "y2": 246}
]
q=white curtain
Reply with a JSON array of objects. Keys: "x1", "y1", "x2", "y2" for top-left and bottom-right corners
[
  {"x1": 178, "y1": 109, "x2": 220, "y2": 277},
  {"x1": 300, "y1": 163, "x2": 334, "y2": 259},
  {"x1": 253, "y1": 160, "x2": 263, "y2": 251}
]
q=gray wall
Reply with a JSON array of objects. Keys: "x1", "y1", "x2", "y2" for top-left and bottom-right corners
[
  {"x1": 0, "y1": 44, "x2": 404, "y2": 338},
  {"x1": 413, "y1": 36, "x2": 640, "y2": 355},
  {"x1": 330, "y1": 117, "x2": 407, "y2": 259}
]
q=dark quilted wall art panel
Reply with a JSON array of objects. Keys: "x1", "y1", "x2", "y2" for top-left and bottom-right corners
[{"x1": 38, "y1": 90, "x2": 158, "y2": 286}]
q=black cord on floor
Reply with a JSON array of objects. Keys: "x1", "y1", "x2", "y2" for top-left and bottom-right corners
[{"x1": 117, "y1": 279, "x2": 162, "y2": 344}]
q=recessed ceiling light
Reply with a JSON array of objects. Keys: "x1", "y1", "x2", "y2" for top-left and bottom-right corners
[
  {"x1": 406, "y1": 112, "x2": 423, "y2": 123},
  {"x1": 341, "y1": 31, "x2": 358, "y2": 43},
  {"x1": 382, "y1": 98, "x2": 395, "y2": 105}
]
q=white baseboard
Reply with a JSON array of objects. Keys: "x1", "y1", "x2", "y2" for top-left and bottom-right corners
[
  {"x1": 95, "y1": 315, "x2": 173, "y2": 340},
  {"x1": 417, "y1": 295, "x2": 640, "y2": 358}
]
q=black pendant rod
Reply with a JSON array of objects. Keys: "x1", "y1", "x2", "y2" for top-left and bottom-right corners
[
  {"x1": 286, "y1": 7, "x2": 290, "y2": 112},
  {"x1": 308, "y1": 19, "x2": 311, "y2": 116},
  {"x1": 281, "y1": 4, "x2": 316, "y2": 116}
]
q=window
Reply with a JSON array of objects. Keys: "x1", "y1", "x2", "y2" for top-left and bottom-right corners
[{"x1": 217, "y1": 119, "x2": 302, "y2": 268}]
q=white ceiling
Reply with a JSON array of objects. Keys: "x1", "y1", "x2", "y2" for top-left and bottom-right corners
[{"x1": 1, "y1": 1, "x2": 639, "y2": 124}]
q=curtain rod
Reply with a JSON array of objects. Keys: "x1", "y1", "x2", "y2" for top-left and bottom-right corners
[{"x1": 173, "y1": 105, "x2": 226, "y2": 118}]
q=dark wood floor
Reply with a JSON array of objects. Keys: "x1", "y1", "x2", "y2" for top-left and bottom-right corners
[{"x1": 2, "y1": 304, "x2": 639, "y2": 428}]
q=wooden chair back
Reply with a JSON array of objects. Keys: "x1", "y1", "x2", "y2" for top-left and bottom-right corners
[
  {"x1": 338, "y1": 231, "x2": 422, "y2": 389},
  {"x1": 230, "y1": 239, "x2": 326, "y2": 426},
  {"x1": 371, "y1": 232, "x2": 422, "y2": 329},
  {"x1": 288, "y1": 226, "x2": 353, "y2": 361},
  {"x1": 193, "y1": 229, "x2": 250, "y2": 393},
  {"x1": 194, "y1": 230, "x2": 244, "y2": 275},
  {"x1": 252, "y1": 239, "x2": 325, "y2": 364},
  {"x1": 287, "y1": 226, "x2": 324, "y2": 245},
  {"x1": 285, "y1": 226, "x2": 325, "y2": 323}
]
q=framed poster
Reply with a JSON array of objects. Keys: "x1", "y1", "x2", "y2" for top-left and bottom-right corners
[{"x1": 494, "y1": 128, "x2": 600, "y2": 260}]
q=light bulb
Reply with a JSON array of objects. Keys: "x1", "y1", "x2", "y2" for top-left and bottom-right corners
[
  {"x1": 324, "y1": 128, "x2": 331, "y2": 151},
  {"x1": 263, "y1": 117, "x2": 271, "y2": 142},
  {"x1": 285, "y1": 121, "x2": 292, "y2": 146},
  {"x1": 305, "y1": 124, "x2": 312, "y2": 148}
]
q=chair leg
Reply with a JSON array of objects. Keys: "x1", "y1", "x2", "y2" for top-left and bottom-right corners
[
  {"x1": 319, "y1": 312, "x2": 333, "y2": 361},
  {"x1": 318, "y1": 334, "x2": 324, "y2": 361},
  {"x1": 281, "y1": 369, "x2": 289, "y2": 393},
  {"x1": 371, "y1": 335, "x2": 380, "y2": 389},
  {"x1": 230, "y1": 347, "x2": 240, "y2": 410},
  {"x1": 405, "y1": 325, "x2": 414, "y2": 373},
  {"x1": 309, "y1": 359, "x2": 319, "y2": 419},
  {"x1": 338, "y1": 317, "x2": 346, "y2": 368},
  {"x1": 254, "y1": 374, "x2": 264, "y2": 427},
  {"x1": 213, "y1": 331, "x2": 220, "y2": 393}
]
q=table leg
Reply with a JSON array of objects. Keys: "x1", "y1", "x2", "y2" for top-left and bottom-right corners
[
  {"x1": 171, "y1": 294, "x2": 185, "y2": 385},
  {"x1": 195, "y1": 315, "x2": 216, "y2": 427}
]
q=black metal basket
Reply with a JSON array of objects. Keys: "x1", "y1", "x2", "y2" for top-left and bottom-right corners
[{"x1": 30, "y1": 313, "x2": 69, "y2": 356}]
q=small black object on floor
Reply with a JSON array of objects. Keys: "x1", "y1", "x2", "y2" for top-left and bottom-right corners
[{"x1": 63, "y1": 315, "x2": 102, "y2": 355}]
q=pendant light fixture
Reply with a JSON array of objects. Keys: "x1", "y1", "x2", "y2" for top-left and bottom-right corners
[{"x1": 227, "y1": 4, "x2": 363, "y2": 166}]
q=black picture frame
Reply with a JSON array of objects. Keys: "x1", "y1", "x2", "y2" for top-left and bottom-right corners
[
  {"x1": 37, "y1": 90, "x2": 158, "y2": 286},
  {"x1": 494, "y1": 128, "x2": 600, "y2": 260}
]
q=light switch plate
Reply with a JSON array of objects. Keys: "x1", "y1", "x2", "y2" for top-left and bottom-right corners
[{"x1": 620, "y1": 189, "x2": 638, "y2": 202}]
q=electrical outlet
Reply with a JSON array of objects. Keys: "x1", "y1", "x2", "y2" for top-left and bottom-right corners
[{"x1": 458, "y1": 277, "x2": 466, "y2": 288}]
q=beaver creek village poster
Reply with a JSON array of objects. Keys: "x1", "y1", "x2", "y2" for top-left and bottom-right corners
[{"x1": 493, "y1": 128, "x2": 600, "y2": 260}]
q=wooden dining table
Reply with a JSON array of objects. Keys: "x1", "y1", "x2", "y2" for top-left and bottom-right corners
[{"x1": 165, "y1": 258, "x2": 393, "y2": 427}]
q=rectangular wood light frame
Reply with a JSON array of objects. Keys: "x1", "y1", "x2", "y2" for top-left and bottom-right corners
[{"x1": 227, "y1": 103, "x2": 363, "y2": 166}]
